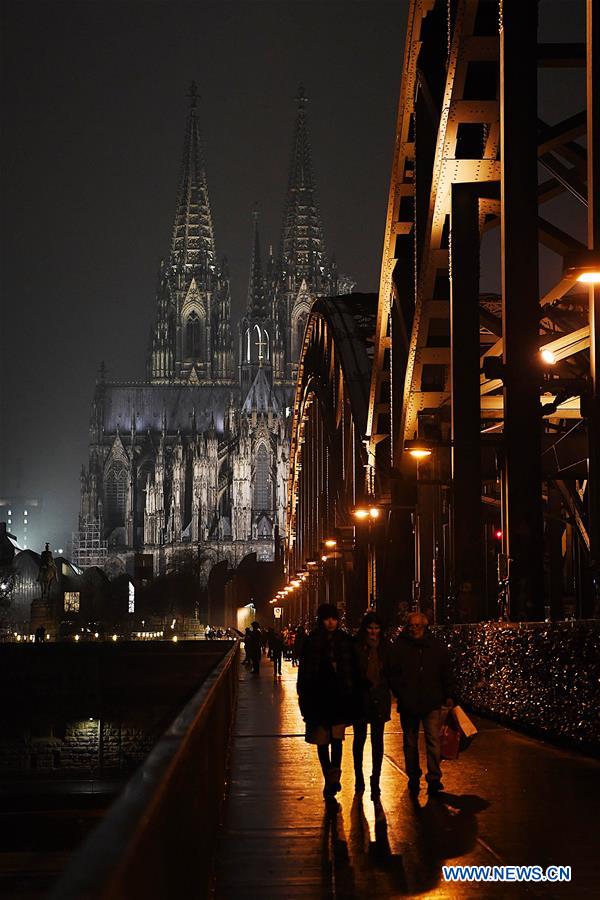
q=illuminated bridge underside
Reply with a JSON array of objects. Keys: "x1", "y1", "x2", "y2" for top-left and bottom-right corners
[
  {"x1": 286, "y1": 294, "x2": 377, "y2": 623},
  {"x1": 364, "y1": 0, "x2": 599, "y2": 622}
]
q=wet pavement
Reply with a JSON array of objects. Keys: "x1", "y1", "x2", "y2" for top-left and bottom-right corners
[{"x1": 213, "y1": 656, "x2": 600, "y2": 899}]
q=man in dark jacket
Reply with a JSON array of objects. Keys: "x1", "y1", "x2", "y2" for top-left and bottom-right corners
[
  {"x1": 390, "y1": 612, "x2": 455, "y2": 794},
  {"x1": 245, "y1": 622, "x2": 263, "y2": 675}
]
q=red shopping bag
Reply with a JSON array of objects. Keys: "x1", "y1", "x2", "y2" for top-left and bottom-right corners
[{"x1": 440, "y1": 710, "x2": 460, "y2": 760}]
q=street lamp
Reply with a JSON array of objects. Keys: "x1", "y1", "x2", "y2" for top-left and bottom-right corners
[
  {"x1": 563, "y1": 248, "x2": 600, "y2": 283},
  {"x1": 352, "y1": 505, "x2": 381, "y2": 610},
  {"x1": 540, "y1": 348, "x2": 557, "y2": 365},
  {"x1": 403, "y1": 438, "x2": 433, "y2": 459}
]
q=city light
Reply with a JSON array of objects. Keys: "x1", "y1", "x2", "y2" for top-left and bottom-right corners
[
  {"x1": 324, "y1": 538, "x2": 337, "y2": 548},
  {"x1": 321, "y1": 554, "x2": 328, "y2": 562},
  {"x1": 540, "y1": 348, "x2": 556, "y2": 365},
  {"x1": 172, "y1": 635, "x2": 178, "y2": 642},
  {"x1": 576, "y1": 270, "x2": 600, "y2": 283},
  {"x1": 403, "y1": 439, "x2": 433, "y2": 459},
  {"x1": 112, "y1": 634, "x2": 118, "y2": 642},
  {"x1": 353, "y1": 506, "x2": 381, "y2": 520}
]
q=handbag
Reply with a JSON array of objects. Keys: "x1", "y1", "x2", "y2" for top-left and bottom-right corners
[
  {"x1": 440, "y1": 709, "x2": 461, "y2": 760},
  {"x1": 452, "y1": 705, "x2": 478, "y2": 739}
]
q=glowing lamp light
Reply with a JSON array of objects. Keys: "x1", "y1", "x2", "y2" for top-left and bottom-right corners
[
  {"x1": 291, "y1": 579, "x2": 301, "y2": 587},
  {"x1": 404, "y1": 438, "x2": 434, "y2": 459},
  {"x1": 94, "y1": 632, "x2": 99, "y2": 639},
  {"x1": 577, "y1": 270, "x2": 600, "y2": 283},
  {"x1": 306, "y1": 559, "x2": 318, "y2": 567},
  {"x1": 353, "y1": 506, "x2": 381, "y2": 520},
  {"x1": 112, "y1": 634, "x2": 118, "y2": 642},
  {"x1": 324, "y1": 539, "x2": 337, "y2": 548},
  {"x1": 172, "y1": 635, "x2": 178, "y2": 642},
  {"x1": 321, "y1": 554, "x2": 329, "y2": 562},
  {"x1": 74, "y1": 634, "x2": 80, "y2": 642},
  {"x1": 494, "y1": 529, "x2": 503, "y2": 540},
  {"x1": 540, "y1": 348, "x2": 556, "y2": 365}
]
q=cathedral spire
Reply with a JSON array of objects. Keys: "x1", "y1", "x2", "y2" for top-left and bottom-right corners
[
  {"x1": 247, "y1": 210, "x2": 268, "y2": 318},
  {"x1": 170, "y1": 83, "x2": 216, "y2": 271},
  {"x1": 279, "y1": 84, "x2": 329, "y2": 292}
]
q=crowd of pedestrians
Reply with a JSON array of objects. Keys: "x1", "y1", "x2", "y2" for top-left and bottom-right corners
[{"x1": 243, "y1": 605, "x2": 455, "y2": 802}]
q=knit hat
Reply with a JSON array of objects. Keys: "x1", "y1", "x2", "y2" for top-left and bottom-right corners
[
  {"x1": 317, "y1": 603, "x2": 340, "y2": 622},
  {"x1": 359, "y1": 611, "x2": 383, "y2": 630}
]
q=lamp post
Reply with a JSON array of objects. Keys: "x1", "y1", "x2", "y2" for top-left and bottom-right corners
[{"x1": 352, "y1": 506, "x2": 381, "y2": 611}]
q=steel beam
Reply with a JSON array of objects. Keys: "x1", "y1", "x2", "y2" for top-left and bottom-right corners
[
  {"x1": 450, "y1": 183, "x2": 483, "y2": 622},
  {"x1": 586, "y1": 0, "x2": 600, "y2": 615},
  {"x1": 500, "y1": 0, "x2": 545, "y2": 620}
]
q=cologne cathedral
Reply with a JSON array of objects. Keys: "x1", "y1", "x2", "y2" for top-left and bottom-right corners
[{"x1": 75, "y1": 85, "x2": 352, "y2": 580}]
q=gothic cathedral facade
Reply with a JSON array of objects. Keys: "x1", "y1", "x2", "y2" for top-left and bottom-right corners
[{"x1": 76, "y1": 85, "x2": 352, "y2": 580}]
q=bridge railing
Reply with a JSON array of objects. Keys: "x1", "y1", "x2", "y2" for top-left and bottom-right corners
[{"x1": 51, "y1": 640, "x2": 240, "y2": 900}]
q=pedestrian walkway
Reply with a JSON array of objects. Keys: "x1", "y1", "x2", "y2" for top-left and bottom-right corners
[{"x1": 213, "y1": 657, "x2": 600, "y2": 899}]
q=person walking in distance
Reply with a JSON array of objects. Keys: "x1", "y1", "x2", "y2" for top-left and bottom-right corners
[
  {"x1": 246, "y1": 621, "x2": 263, "y2": 675},
  {"x1": 390, "y1": 611, "x2": 455, "y2": 794},
  {"x1": 269, "y1": 628, "x2": 285, "y2": 677},
  {"x1": 297, "y1": 604, "x2": 360, "y2": 800},
  {"x1": 353, "y1": 612, "x2": 393, "y2": 799},
  {"x1": 293, "y1": 624, "x2": 306, "y2": 667}
]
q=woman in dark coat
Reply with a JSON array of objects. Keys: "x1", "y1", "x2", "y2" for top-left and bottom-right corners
[
  {"x1": 297, "y1": 604, "x2": 360, "y2": 800},
  {"x1": 353, "y1": 612, "x2": 392, "y2": 799}
]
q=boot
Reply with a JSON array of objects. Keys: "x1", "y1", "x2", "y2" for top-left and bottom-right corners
[
  {"x1": 329, "y1": 766, "x2": 342, "y2": 794},
  {"x1": 370, "y1": 774, "x2": 381, "y2": 800},
  {"x1": 323, "y1": 767, "x2": 338, "y2": 800}
]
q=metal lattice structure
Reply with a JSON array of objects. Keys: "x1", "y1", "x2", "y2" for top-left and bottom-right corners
[
  {"x1": 71, "y1": 517, "x2": 108, "y2": 570},
  {"x1": 364, "y1": 0, "x2": 600, "y2": 622},
  {"x1": 287, "y1": 0, "x2": 599, "y2": 626}
]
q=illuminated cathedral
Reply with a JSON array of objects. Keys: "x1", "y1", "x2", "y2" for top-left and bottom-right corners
[{"x1": 75, "y1": 85, "x2": 352, "y2": 580}]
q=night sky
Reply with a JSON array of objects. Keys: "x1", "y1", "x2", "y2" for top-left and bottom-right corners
[
  {"x1": 1, "y1": 0, "x2": 409, "y2": 550},
  {"x1": 0, "y1": 0, "x2": 586, "y2": 553}
]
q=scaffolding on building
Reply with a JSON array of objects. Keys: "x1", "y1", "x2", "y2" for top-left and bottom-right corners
[{"x1": 72, "y1": 517, "x2": 108, "y2": 570}]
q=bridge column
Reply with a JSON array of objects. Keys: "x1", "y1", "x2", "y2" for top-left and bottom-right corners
[
  {"x1": 586, "y1": 0, "x2": 600, "y2": 616},
  {"x1": 450, "y1": 183, "x2": 484, "y2": 622},
  {"x1": 500, "y1": 0, "x2": 545, "y2": 620}
]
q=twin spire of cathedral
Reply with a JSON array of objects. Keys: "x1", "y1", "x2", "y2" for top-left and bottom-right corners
[
  {"x1": 149, "y1": 82, "x2": 340, "y2": 387},
  {"x1": 170, "y1": 81, "x2": 216, "y2": 272}
]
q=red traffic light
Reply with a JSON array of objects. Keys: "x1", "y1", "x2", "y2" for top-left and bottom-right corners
[{"x1": 494, "y1": 529, "x2": 503, "y2": 541}]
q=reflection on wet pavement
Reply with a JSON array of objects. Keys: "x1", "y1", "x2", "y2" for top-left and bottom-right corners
[{"x1": 213, "y1": 657, "x2": 600, "y2": 898}]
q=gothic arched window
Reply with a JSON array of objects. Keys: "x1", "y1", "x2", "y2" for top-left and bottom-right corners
[
  {"x1": 106, "y1": 465, "x2": 128, "y2": 527},
  {"x1": 253, "y1": 444, "x2": 271, "y2": 511},
  {"x1": 185, "y1": 311, "x2": 202, "y2": 358}
]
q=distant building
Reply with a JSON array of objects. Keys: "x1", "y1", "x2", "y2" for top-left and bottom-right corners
[
  {"x1": 0, "y1": 497, "x2": 42, "y2": 551},
  {"x1": 75, "y1": 85, "x2": 352, "y2": 585}
]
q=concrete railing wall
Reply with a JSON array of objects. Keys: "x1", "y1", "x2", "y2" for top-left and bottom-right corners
[{"x1": 50, "y1": 641, "x2": 240, "y2": 900}]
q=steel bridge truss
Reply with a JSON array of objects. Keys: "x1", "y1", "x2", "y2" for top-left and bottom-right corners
[{"x1": 365, "y1": 0, "x2": 600, "y2": 622}]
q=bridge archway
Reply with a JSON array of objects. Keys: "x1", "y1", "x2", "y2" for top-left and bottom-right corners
[{"x1": 285, "y1": 294, "x2": 382, "y2": 626}]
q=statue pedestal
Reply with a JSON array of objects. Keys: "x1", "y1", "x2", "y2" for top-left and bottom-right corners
[{"x1": 30, "y1": 596, "x2": 57, "y2": 640}]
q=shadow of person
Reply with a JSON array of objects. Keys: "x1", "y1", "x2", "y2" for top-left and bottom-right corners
[
  {"x1": 348, "y1": 795, "x2": 409, "y2": 894},
  {"x1": 370, "y1": 799, "x2": 410, "y2": 892},
  {"x1": 321, "y1": 801, "x2": 357, "y2": 897},
  {"x1": 406, "y1": 791, "x2": 490, "y2": 894}
]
